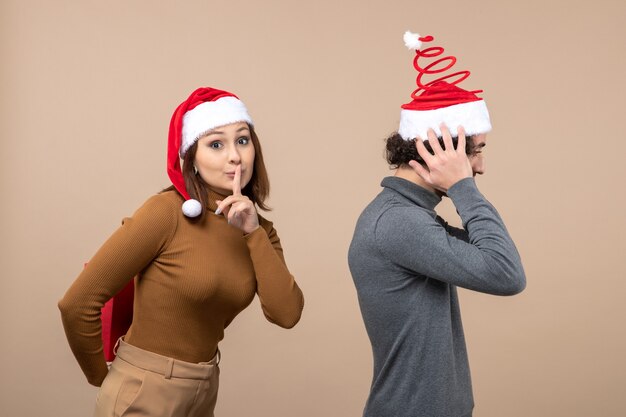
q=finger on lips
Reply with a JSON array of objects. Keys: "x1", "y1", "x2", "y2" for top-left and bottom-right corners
[
  {"x1": 212, "y1": 166, "x2": 257, "y2": 224},
  {"x1": 233, "y1": 165, "x2": 242, "y2": 196}
]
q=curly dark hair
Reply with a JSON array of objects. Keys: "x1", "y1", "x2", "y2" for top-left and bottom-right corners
[{"x1": 384, "y1": 132, "x2": 477, "y2": 168}]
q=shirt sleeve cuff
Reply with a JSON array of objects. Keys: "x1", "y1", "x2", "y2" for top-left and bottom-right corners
[{"x1": 243, "y1": 225, "x2": 269, "y2": 247}]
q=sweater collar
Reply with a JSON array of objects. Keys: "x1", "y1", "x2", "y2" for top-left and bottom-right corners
[
  {"x1": 205, "y1": 187, "x2": 231, "y2": 212},
  {"x1": 381, "y1": 176, "x2": 441, "y2": 210}
]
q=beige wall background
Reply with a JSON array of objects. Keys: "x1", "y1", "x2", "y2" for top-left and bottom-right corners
[{"x1": 2, "y1": 0, "x2": 625, "y2": 416}]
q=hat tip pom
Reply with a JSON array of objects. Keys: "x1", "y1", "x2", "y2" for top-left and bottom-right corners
[
  {"x1": 182, "y1": 199, "x2": 202, "y2": 217},
  {"x1": 403, "y1": 31, "x2": 422, "y2": 50}
]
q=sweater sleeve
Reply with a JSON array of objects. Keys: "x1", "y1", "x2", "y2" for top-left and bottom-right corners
[
  {"x1": 57, "y1": 194, "x2": 178, "y2": 386},
  {"x1": 244, "y1": 220, "x2": 304, "y2": 328},
  {"x1": 375, "y1": 178, "x2": 526, "y2": 296},
  {"x1": 435, "y1": 215, "x2": 470, "y2": 242}
]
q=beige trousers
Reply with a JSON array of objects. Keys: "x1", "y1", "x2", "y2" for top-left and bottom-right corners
[{"x1": 94, "y1": 338, "x2": 220, "y2": 417}]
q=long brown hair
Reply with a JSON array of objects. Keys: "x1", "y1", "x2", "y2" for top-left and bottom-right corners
[{"x1": 163, "y1": 124, "x2": 271, "y2": 215}]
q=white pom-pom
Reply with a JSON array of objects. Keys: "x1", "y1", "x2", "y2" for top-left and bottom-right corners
[
  {"x1": 182, "y1": 199, "x2": 202, "y2": 217},
  {"x1": 403, "y1": 31, "x2": 422, "y2": 50}
]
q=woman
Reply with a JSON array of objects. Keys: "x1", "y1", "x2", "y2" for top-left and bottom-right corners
[{"x1": 58, "y1": 87, "x2": 304, "y2": 417}]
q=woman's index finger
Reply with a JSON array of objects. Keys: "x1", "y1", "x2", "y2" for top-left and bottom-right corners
[{"x1": 233, "y1": 165, "x2": 242, "y2": 196}]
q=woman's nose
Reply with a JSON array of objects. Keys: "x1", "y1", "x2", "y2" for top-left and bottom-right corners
[{"x1": 228, "y1": 148, "x2": 241, "y2": 163}]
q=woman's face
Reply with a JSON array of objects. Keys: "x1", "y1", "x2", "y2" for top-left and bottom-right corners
[{"x1": 194, "y1": 121, "x2": 255, "y2": 195}]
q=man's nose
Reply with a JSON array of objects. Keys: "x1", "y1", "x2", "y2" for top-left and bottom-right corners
[{"x1": 473, "y1": 158, "x2": 485, "y2": 176}]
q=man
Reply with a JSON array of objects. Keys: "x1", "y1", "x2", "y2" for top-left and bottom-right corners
[{"x1": 348, "y1": 32, "x2": 526, "y2": 417}]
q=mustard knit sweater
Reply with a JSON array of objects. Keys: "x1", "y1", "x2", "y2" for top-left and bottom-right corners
[{"x1": 58, "y1": 189, "x2": 304, "y2": 386}]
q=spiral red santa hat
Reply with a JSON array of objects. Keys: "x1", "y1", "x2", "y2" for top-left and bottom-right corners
[{"x1": 399, "y1": 31, "x2": 492, "y2": 141}]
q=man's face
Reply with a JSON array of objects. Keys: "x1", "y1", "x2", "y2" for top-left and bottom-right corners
[{"x1": 470, "y1": 134, "x2": 487, "y2": 176}]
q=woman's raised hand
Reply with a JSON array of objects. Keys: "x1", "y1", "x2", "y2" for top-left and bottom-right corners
[{"x1": 215, "y1": 165, "x2": 260, "y2": 234}]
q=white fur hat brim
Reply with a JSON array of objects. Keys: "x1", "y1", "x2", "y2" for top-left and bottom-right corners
[
  {"x1": 398, "y1": 100, "x2": 492, "y2": 140},
  {"x1": 180, "y1": 96, "x2": 253, "y2": 156}
]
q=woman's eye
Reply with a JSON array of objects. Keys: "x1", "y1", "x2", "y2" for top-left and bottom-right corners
[
  {"x1": 209, "y1": 141, "x2": 223, "y2": 149},
  {"x1": 237, "y1": 137, "x2": 250, "y2": 145}
]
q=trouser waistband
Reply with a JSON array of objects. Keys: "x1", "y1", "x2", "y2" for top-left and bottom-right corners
[{"x1": 114, "y1": 337, "x2": 219, "y2": 380}]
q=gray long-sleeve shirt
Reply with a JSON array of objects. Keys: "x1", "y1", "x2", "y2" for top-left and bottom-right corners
[{"x1": 348, "y1": 176, "x2": 525, "y2": 417}]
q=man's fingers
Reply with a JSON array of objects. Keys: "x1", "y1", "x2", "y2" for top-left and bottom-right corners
[
  {"x1": 233, "y1": 165, "x2": 242, "y2": 196},
  {"x1": 415, "y1": 137, "x2": 434, "y2": 163},
  {"x1": 441, "y1": 124, "x2": 454, "y2": 152},
  {"x1": 427, "y1": 128, "x2": 444, "y2": 155},
  {"x1": 408, "y1": 160, "x2": 431, "y2": 183},
  {"x1": 456, "y1": 126, "x2": 467, "y2": 154}
]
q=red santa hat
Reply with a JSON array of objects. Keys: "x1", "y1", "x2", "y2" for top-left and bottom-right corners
[
  {"x1": 399, "y1": 31, "x2": 492, "y2": 141},
  {"x1": 167, "y1": 87, "x2": 253, "y2": 217}
]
